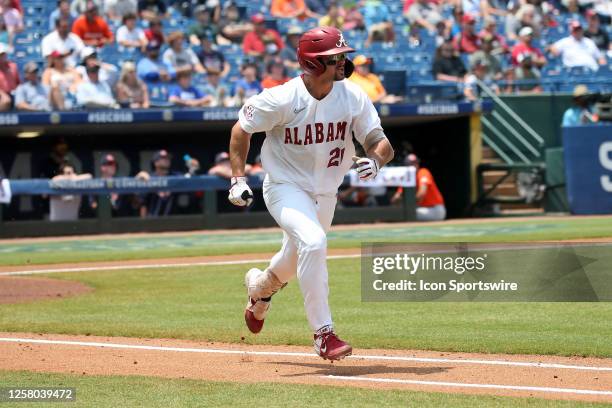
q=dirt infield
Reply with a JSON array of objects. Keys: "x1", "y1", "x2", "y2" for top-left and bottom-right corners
[
  {"x1": 1, "y1": 332, "x2": 611, "y2": 403},
  {"x1": 0, "y1": 277, "x2": 92, "y2": 304}
]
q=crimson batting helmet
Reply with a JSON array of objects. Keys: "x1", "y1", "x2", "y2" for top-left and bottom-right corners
[{"x1": 297, "y1": 26, "x2": 356, "y2": 77}]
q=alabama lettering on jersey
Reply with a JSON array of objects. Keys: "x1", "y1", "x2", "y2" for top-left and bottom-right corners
[{"x1": 238, "y1": 76, "x2": 382, "y2": 195}]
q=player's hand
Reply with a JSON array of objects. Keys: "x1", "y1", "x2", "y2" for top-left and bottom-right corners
[
  {"x1": 352, "y1": 156, "x2": 379, "y2": 181},
  {"x1": 228, "y1": 176, "x2": 254, "y2": 207}
]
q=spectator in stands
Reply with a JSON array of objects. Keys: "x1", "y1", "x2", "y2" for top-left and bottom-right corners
[
  {"x1": 247, "y1": 154, "x2": 265, "y2": 177},
  {"x1": 105, "y1": 0, "x2": 138, "y2": 22},
  {"x1": 116, "y1": 13, "x2": 147, "y2": 49},
  {"x1": 478, "y1": 16, "x2": 508, "y2": 55},
  {"x1": 0, "y1": 43, "x2": 17, "y2": 111},
  {"x1": 138, "y1": 0, "x2": 167, "y2": 21},
  {"x1": 89, "y1": 153, "x2": 137, "y2": 217},
  {"x1": 143, "y1": 17, "x2": 164, "y2": 48},
  {"x1": 469, "y1": 34, "x2": 502, "y2": 80},
  {"x1": 448, "y1": 6, "x2": 463, "y2": 39},
  {"x1": 513, "y1": 52, "x2": 542, "y2": 93},
  {"x1": 0, "y1": 0, "x2": 22, "y2": 41},
  {"x1": 71, "y1": 1, "x2": 114, "y2": 47},
  {"x1": 271, "y1": 0, "x2": 316, "y2": 19},
  {"x1": 242, "y1": 14, "x2": 284, "y2": 58},
  {"x1": 49, "y1": 0, "x2": 77, "y2": 31},
  {"x1": 464, "y1": 59, "x2": 499, "y2": 100},
  {"x1": 188, "y1": 5, "x2": 220, "y2": 46},
  {"x1": 232, "y1": 62, "x2": 262, "y2": 106},
  {"x1": 197, "y1": 34, "x2": 229, "y2": 77},
  {"x1": 209, "y1": 151, "x2": 251, "y2": 179},
  {"x1": 137, "y1": 43, "x2": 175, "y2": 82},
  {"x1": 342, "y1": 2, "x2": 365, "y2": 30},
  {"x1": 511, "y1": 27, "x2": 546, "y2": 67},
  {"x1": 202, "y1": 71, "x2": 230, "y2": 107},
  {"x1": 14, "y1": 62, "x2": 51, "y2": 111},
  {"x1": 548, "y1": 21, "x2": 606, "y2": 71},
  {"x1": 319, "y1": 2, "x2": 343, "y2": 29},
  {"x1": 49, "y1": 162, "x2": 92, "y2": 221},
  {"x1": 42, "y1": 17, "x2": 85, "y2": 68},
  {"x1": 280, "y1": 26, "x2": 302, "y2": 73},
  {"x1": 116, "y1": 61, "x2": 149, "y2": 108},
  {"x1": 42, "y1": 50, "x2": 81, "y2": 109},
  {"x1": 562, "y1": 84, "x2": 598, "y2": 126},
  {"x1": 361, "y1": 0, "x2": 395, "y2": 46},
  {"x1": 137, "y1": 149, "x2": 177, "y2": 217},
  {"x1": 348, "y1": 55, "x2": 402, "y2": 103},
  {"x1": 453, "y1": 13, "x2": 481, "y2": 54},
  {"x1": 432, "y1": 40, "x2": 467, "y2": 82},
  {"x1": 405, "y1": 0, "x2": 443, "y2": 33},
  {"x1": 76, "y1": 63, "x2": 119, "y2": 108},
  {"x1": 70, "y1": 0, "x2": 103, "y2": 15},
  {"x1": 76, "y1": 47, "x2": 119, "y2": 88},
  {"x1": 261, "y1": 57, "x2": 289, "y2": 89},
  {"x1": 217, "y1": 2, "x2": 252, "y2": 45},
  {"x1": 585, "y1": 10, "x2": 610, "y2": 52},
  {"x1": 163, "y1": 31, "x2": 205, "y2": 76},
  {"x1": 506, "y1": 4, "x2": 539, "y2": 42},
  {"x1": 391, "y1": 154, "x2": 445, "y2": 221},
  {"x1": 168, "y1": 70, "x2": 212, "y2": 107}
]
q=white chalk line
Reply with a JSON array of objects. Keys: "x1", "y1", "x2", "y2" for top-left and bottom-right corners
[
  {"x1": 0, "y1": 254, "x2": 362, "y2": 276},
  {"x1": 323, "y1": 375, "x2": 612, "y2": 397},
  {"x1": 1, "y1": 337, "x2": 612, "y2": 372}
]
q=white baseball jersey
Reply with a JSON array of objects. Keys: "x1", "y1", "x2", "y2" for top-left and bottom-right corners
[{"x1": 238, "y1": 76, "x2": 382, "y2": 195}]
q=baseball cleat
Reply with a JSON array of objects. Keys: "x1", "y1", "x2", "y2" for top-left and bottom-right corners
[
  {"x1": 244, "y1": 297, "x2": 270, "y2": 334},
  {"x1": 314, "y1": 325, "x2": 352, "y2": 361}
]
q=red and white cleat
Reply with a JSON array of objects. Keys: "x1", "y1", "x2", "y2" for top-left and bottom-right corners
[
  {"x1": 244, "y1": 297, "x2": 270, "y2": 334},
  {"x1": 314, "y1": 326, "x2": 353, "y2": 361}
]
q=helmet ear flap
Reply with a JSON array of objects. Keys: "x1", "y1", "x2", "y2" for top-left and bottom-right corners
[{"x1": 344, "y1": 59, "x2": 354, "y2": 78}]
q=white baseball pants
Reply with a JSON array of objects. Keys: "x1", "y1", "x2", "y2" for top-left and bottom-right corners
[{"x1": 262, "y1": 178, "x2": 337, "y2": 332}]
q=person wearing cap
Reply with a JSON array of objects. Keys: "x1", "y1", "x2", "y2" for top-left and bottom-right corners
[
  {"x1": 187, "y1": 5, "x2": 220, "y2": 46},
  {"x1": 469, "y1": 34, "x2": 502, "y2": 80},
  {"x1": 137, "y1": 149, "x2": 181, "y2": 218},
  {"x1": 432, "y1": 40, "x2": 467, "y2": 82},
  {"x1": 138, "y1": 0, "x2": 167, "y2": 21},
  {"x1": 513, "y1": 52, "x2": 542, "y2": 93},
  {"x1": 584, "y1": 10, "x2": 610, "y2": 52},
  {"x1": 137, "y1": 43, "x2": 175, "y2": 82},
  {"x1": 48, "y1": 0, "x2": 77, "y2": 32},
  {"x1": 562, "y1": 85, "x2": 598, "y2": 126},
  {"x1": 242, "y1": 14, "x2": 284, "y2": 57},
  {"x1": 202, "y1": 71, "x2": 230, "y2": 107},
  {"x1": 0, "y1": 42, "x2": 18, "y2": 111},
  {"x1": 14, "y1": 62, "x2": 51, "y2": 111},
  {"x1": 391, "y1": 154, "x2": 446, "y2": 221},
  {"x1": 168, "y1": 70, "x2": 212, "y2": 107},
  {"x1": 163, "y1": 31, "x2": 205, "y2": 75},
  {"x1": 280, "y1": 26, "x2": 302, "y2": 72},
  {"x1": 548, "y1": 20, "x2": 606, "y2": 71},
  {"x1": 511, "y1": 26, "x2": 546, "y2": 67},
  {"x1": 348, "y1": 55, "x2": 401, "y2": 103},
  {"x1": 105, "y1": 0, "x2": 138, "y2": 22},
  {"x1": 116, "y1": 12, "x2": 147, "y2": 49},
  {"x1": 464, "y1": 58, "x2": 499, "y2": 100},
  {"x1": 319, "y1": 3, "x2": 344, "y2": 29},
  {"x1": 452, "y1": 13, "x2": 481, "y2": 54},
  {"x1": 116, "y1": 61, "x2": 149, "y2": 108},
  {"x1": 42, "y1": 49, "x2": 81, "y2": 109},
  {"x1": 76, "y1": 62, "x2": 119, "y2": 108},
  {"x1": 89, "y1": 153, "x2": 133, "y2": 216},
  {"x1": 232, "y1": 62, "x2": 262, "y2": 106},
  {"x1": 143, "y1": 17, "x2": 164, "y2": 48},
  {"x1": 76, "y1": 46, "x2": 119, "y2": 88},
  {"x1": 406, "y1": 0, "x2": 443, "y2": 33},
  {"x1": 208, "y1": 151, "x2": 235, "y2": 179},
  {"x1": 261, "y1": 58, "x2": 290, "y2": 89},
  {"x1": 49, "y1": 162, "x2": 92, "y2": 222},
  {"x1": 71, "y1": 0, "x2": 113, "y2": 47},
  {"x1": 42, "y1": 16, "x2": 84, "y2": 68},
  {"x1": 197, "y1": 33, "x2": 229, "y2": 77}
]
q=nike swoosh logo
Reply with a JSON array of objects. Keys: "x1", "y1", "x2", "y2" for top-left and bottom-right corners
[{"x1": 293, "y1": 107, "x2": 306, "y2": 114}]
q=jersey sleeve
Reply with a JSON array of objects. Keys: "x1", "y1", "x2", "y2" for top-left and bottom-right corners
[
  {"x1": 351, "y1": 86, "x2": 383, "y2": 146},
  {"x1": 238, "y1": 89, "x2": 283, "y2": 134}
]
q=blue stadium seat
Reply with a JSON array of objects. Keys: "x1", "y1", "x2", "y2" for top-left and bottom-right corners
[{"x1": 381, "y1": 69, "x2": 407, "y2": 96}]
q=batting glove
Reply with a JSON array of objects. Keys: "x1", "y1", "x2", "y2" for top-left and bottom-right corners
[
  {"x1": 352, "y1": 156, "x2": 380, "y2": 181},
  {"x1": 228, "y1": 176, "x2": 254, "y2": 207}
]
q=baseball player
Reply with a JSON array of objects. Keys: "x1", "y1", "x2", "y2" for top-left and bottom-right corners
[{"x1": 228, "y1": 26, "x2": 394, "y2": 361}]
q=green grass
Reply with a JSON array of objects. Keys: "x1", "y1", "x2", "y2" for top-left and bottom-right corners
[
  {"x1": 0, "y1": 371, "x2": 607, "y2": 408},
  {"x1": 1, "y1": 216, "x2": 612, "y2": 266},
  {"x1": 2, "y1": 258, "x2": 611, "y2": 357}
]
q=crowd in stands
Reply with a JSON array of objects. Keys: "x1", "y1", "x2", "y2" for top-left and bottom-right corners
[{"x1": 0, "y1": 0, "x2": 608, "y2": 112}]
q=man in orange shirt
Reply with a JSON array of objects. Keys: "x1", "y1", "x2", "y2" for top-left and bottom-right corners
[
  {"x1": 271, "y1": 0, "x2": 317, "y2": 20},
  {"x1": 392, "y1": 154, "x2": 446, "y2": 221},
  {"x1": 71, "y1": 1, "x2": 113, "y2": 47},
  {"x1": 348, "y1": 55, "x2": 402, "y2": 103},
  {"x1": 261, "y1": 58, "x2": 290, "y2": 89}
]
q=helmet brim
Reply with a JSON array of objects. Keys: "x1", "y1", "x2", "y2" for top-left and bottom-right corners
[{"x1": 302, "y1": 46, "x2": 356, "y2": 57}]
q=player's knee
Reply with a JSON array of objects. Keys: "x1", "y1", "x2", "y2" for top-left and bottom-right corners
[{"x1": 300, "y1": 230, "x2": 327, "y2": 254}]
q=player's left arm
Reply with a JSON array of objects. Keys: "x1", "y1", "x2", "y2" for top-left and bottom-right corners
[{"x1": 352, "y1": 129, "x2": 394, "y2": 181}]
